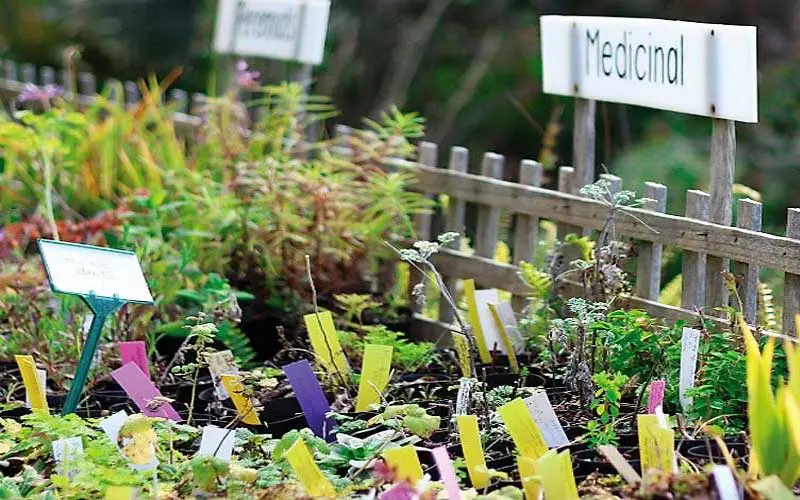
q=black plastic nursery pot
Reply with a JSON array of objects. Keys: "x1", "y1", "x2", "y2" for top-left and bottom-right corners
[{"x1": 681, "y1": 439, "x2": 749, "y2": 467}]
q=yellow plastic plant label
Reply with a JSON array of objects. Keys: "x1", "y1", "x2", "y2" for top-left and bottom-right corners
[
  {"x1": 14, "y1": 355, "x2": 48, "y2": 412},
  {"x1": 220, "y1": 375, "x2": 260, "y2": 425},
  {"x1": 537, "y1": 449, "x2": 579, "y2": 500},
  {"x1": 456, "y1": 415, "x2": 490, "y2": 489},
  {"x1": 637, "y1": 414, "x2": 675, "y2": 474},
  {"x1": 487, "y1": 303, "x2": 519, "y2": 374},
  {"x1": 463, "y1": 279, "x2": 492, "y2": 363},
  {"x1": 105, "y1": 486, "x2": 135, "y2": 500},
  {"x1": 383, "y1": 446, "x2": 424, "y2": 485},
  {"x1": 452, "y1": 332, "x2": 472, "y2": 378},
  {"x1": 285, "y1": 439, "x2": 336, "y2": 497},
  {"x1": 517, "y1": 455, "x2": 541, "y2": 500},
  {"x1": 303, "y1": 311, "x2": 351, "y2": 376},
  {"x1": 498, "y1": 398, "x2": 547, "y2": 459},
  {"x1": 355, "y1": 344, "x2": 393, "y2": 412}
]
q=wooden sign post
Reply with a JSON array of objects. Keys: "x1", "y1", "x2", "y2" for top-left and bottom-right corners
[
  {"x1": 540, "y1": 16, "x2": 758, "y2": 313},
  {"x1": 37, "y1": 240, "x2": 154, "y2": 415}
]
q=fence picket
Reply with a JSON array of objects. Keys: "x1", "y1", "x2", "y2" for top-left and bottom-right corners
[
  {"x1": 513, "y1": 160, "x2": 543, "y2": 265},
  {"x1": 439, "y1": 146, "x2": 469, "y2": 323},
  {"x1": 556, "y1": 166, "x2": 580, "y2": 240},
  {"x1": 636, "y1": 182, "x2": 667, "y2": 300},
  {"x1": 734, "y1": 199, "x2": 762, "y2": 325},
  {"x1": 3, "y1": 60, "x2": 16, "y2": 81},
  {"x1": 474, "y1": 153, "x2": 504, "y2": 258},
  {"x1": 40, "y1": 66, "x2": 56, "y2": 86},
  {"x1": 783, "y1": 208, "x2": 800, "y2": 336},
  {"x1": 682, "y1": 190, "x2": 710, "y2": 311},
  {"x1": 124, "y1": 81, "x2": 140, "y2": 107},
  {"x1": 21, "y1": 63, "x2": 36, "y2": 84},
  {"x1": 408, "y1": 142, "x2": 437, "y2": 314}
]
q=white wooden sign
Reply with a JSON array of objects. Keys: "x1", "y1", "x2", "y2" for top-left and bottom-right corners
[
  {"x1": 38, "y1": 240, "x2": 154, "y2": 304},
  {"x1": 540, "y1": 16, "x2": 758, "y2": 122},
  {"x1": 214, "y1": 0, "x2": 331, "y2": 65}
]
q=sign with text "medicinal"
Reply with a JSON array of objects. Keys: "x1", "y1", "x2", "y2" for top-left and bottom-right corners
[
  {"x1": 540, "y1": 16, "x2": 757, "y2": 122},
  {"x1": 214, "y1": 0, "x2": 330, "y2": 65}
]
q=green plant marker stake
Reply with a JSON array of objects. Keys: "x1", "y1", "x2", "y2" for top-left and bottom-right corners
[
  {"x1": 62, "y1": 295, "x2": 125, "y2": 415},
  {"x1": 36, "y1": 239, "x2": 154, "y2": 416}
]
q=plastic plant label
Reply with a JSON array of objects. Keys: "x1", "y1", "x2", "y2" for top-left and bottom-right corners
[
  {"x1": 119, "y1": 341, "x2": 149, "y2": 381},
  {"x1": 111, "y1": 362, "x2": 181, "y2": 421},
  {"x1": 38, "y1": 239, "x2": 153, "y2": 303},
  {"x1": 647, "y1": 379, "x2": 666, "y2": 414},
  {"x1": 52, "y1": 436, "x2": 83, "y2": 478},
  {"x1": 455, "y1": 378, "x2": 471, "y2": 416},
  {"x1": 303, "y1": 311, "x2": 351, "y2": 376},
  {"x1": 712, "y1": 465, "x2": 741, "y2": 500},
  {"x1": 198, "y1": 425, "x2": 236, "y2": 462},
  {"x1": 432, "y1": 446, "x2": 462, "y2": 500},
  {"x1": 451, "y1": 332, "x2": 472, "y2": 378},
  {"x1": 206, "y1": 350, "x2": 239, "y2": 400},
  {"x1": 285, "y1": 439, "x2": 336, "y2": 497},
  {"x1": 523, "y1": 391, "x2": 569, "y2": 448},
  {"x1": 220, "y1": 374, "x2": 261, "y2": 425},
  {"x1": 355, "y1": 344, "x2": 393, "y2": 412},
  {"x1": 463, "y1": 279, "x2": 491, "y2": 363},
  {"x1": 24, "y1": 368, "x2": 47, "y2": 410},
  {"x1": 488, "y1": 303, "x2": 519, "y2": 373},
  {"x1": 518, "y1": 455, "x2": 541, "y2": 500},
  {"x1": 475, "y1": 289, "x2": 503, "y2": 354},
  {"x1": 498, "y1": 398, "x2": 548, "y2": 459},
  {"x1": 382, "y1": 446, "x2": 424, "y2": 484},
  {"x1": 456, "y1": 415, "x2": 490, "y2": 489},
  {"x1": 537, "y1": 449, "x2": 579, "y2": 500},
  {"x1": 597, "y1": 445, "x2": 642, "y2": 484},
  {"x1": 753, "y1": 476, "x2": 795, "y2": 500},
  {"x1": 679, "y1": 327, "x2": 701, "y2": 411},
  {"x1": 99, "y1": 410, "x2": 129, "y2": 444},
  {"x1": 637, "y1": 414, "x2": 675, "y2": 474},
  {"x1": 495, "y1": 301, "x2": 525, "y2": 352},
  {"x1": 283, "y1": 359, "x2": 334, "y2": 440},
  {"x1": 105, "y1": 486, "x2": 135, "y2": 500},
  {"x1": 15, "y1": 355, "x2": 48, "y2": 412}
]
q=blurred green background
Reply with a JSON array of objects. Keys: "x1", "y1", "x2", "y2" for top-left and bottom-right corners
[{"x1": 2, "y1": 0, "x2": 799, "y2": 234}]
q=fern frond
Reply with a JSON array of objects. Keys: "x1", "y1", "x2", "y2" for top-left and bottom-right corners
[
  {"x1": 758, "y1": 282, "x2": 778, "y2": 330},
  {"x1": 518, "y1": 261, "x2": 552, "y2": 299}
]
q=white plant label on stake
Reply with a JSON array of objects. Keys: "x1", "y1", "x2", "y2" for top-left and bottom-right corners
[
  {"x1": 99, "y1": 410, "x2": 129, "y2": 444},
  {"x1": 25, "y1": 369, "x2": 46, "y2": 408},
  {"x1": 214, "y1": 0, "x2": 331, "y2": 65},
  {"x1": 52, "y1": 437, "x2": 83, "y2": 478},
  {"x1": 198, "y1": 426, "x2": 236, "y2": 462},
  {"x1": 495, "y1": 301, "x2": 525, "y2": 353},
  {"x1": 523, "y1": 391, "x2": 569, "y2": 447},
  {"x1": 474, "y1": 289, "x2": 504, "y2": 354},
  {"x1": 38, "y1": 240, "x2": 153, "y2": 303},
  {"x1": 455, "y1": 378, "x2": 471, "y2": 416},
  {"x1": 206, "y1": 350, "x2": 239, "y2": 400},
  {"x1": 540, "y1": 16, "x2": 758, "y2": 122},
  {"x1": 679, "y1": 327, "x2": 701, "y2": 411},
  {"x1": 712, "y1": 465, "x2": 741, "y2": 500}
]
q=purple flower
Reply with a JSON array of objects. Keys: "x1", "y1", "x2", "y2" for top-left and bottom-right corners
[
  {"x1": 17, "y1": 83, "x2": 64, "y2": 104},
  {"x1": 235, "y1": 60, "x2": 260, "y2": 89}
]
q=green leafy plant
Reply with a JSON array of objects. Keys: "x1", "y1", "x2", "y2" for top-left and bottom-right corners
[
  {"x1": 585, "y1": 371, "x2": 629, "y2": 447},
  {"x1": 367, "y1": 404, "x2": 441, "y2": 439},
  {"x1": 338, "y1": 325, "x2": 439, "y2": 373}
]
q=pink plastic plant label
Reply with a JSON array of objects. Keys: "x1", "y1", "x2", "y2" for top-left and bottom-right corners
[
  {"x1": 111, "y1": 362, "x2": 181, "y2": 421},
  {"x1": 119, "y1": 341, "x2": 149, "y2": 381}
]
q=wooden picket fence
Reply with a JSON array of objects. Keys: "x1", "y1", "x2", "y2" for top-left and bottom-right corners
[{"x1": 3, "y1": 60, "x2": 800, "y2": 343}]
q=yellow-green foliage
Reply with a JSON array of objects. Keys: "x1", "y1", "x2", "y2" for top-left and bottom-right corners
[
  {"x1": 517, "y1": 261, "x2": 552, "y2": 300},
  {"x1": 743, "y1": 317, "x2": 800, "y2": 486}
]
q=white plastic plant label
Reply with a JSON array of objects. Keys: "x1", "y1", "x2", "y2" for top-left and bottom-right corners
[
  {"x1": 99, "y1": 410, "x2": 129, "y2": 444},
  {"x1": 524, "y1": 391, "x2": 569, "y2": 447},
  {"x1": 198, "y1": 425, "x2": 236, "y2": 462},
  {"x1": 206, "y1": 350, "x2": 240, "y2": 400},
  {"x1": 474, "y1": 289, "x2": 504, "y2": 354},
  {"x1": 712, "y1": 465, "x2": 741, "y2": 500},
  {"x1": 679, "y1": 327, "x2": 701, "y2": 411},
  {"x1": 494, "y1": 301, "x2": 525, "y2": 353},
  {"x1": 52, "y1": 436, "x2": 83, "y2": 478},
  {"x1": 455, "y1": 378, "x2": 471, "y2": 416}
]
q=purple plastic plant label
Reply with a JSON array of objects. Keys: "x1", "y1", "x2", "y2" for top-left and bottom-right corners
[
  {"x1": 111, "y1": 362, "x2": 182, "y2": 421},
  {"x1": 119, "y1": 341, "x2": 149, "y2": 381},
  {"x1": 283, "y1": 359, "x2": 335, "y2": 440},
  {"x1": 647, "y1": 379, "x2": 666, "y2": 414}
]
